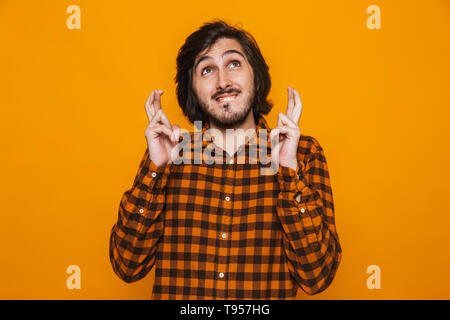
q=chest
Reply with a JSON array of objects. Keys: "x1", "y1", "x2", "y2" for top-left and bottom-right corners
[{"x1": 164, "y1": 163, "x2": 281, "y2": 236}]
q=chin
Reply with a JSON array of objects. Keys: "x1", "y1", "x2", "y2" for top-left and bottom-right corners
[
  {"x1": 215, "y1": 106, "x2": 252, "y2": 127},
  {"x1": 201, "y1": 94, "x2": 253, "y2": 127}
]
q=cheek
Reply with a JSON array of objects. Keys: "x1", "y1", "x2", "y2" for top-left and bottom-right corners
[
  {"x1": 235, "y1": 71, "x2": 254, "y2": 91},
  {"x1": 193, "y1": 81, "x2": 209, "y2": 100}
]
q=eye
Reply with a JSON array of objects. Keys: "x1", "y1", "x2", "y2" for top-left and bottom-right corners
[
  {"x1": 201, "y1": 67, "x2": 213, "y2": 75},
  {"x1": 229, "y1": 60, "x2": 241, "y2": 68}
]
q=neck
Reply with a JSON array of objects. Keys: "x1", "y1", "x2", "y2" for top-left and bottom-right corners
[{"x1": 208, "y1": 110, "x2": 257, "y2": 157}]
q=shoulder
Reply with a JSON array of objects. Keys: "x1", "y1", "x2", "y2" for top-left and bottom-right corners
[{"x1": 297, "y1": 134, "x2": 325, "y2": 163}]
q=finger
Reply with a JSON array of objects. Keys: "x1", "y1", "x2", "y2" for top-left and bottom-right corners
[
  {"x1": 149, "y1": 109, "x2": 162, "y2": 127},
  {"x1": 272, "y1": 111, "x2": 300, "y2": 138},
  {"x1": 171, "y1": 124, "x2": 180, "y2": 143},
  {"x1": 277, "y1": 126, "x2": 297, "y2": 136},
  {"x1": 149, "y1": 109, "x2": 174, "y2": 141},
  {"x1": 159, "y1": 109, "x2": 172, "y2": 128},
  {"x1": 292, "y1": 89, "x2": 303, "y2": 124},
  {"x1": 270, "y1": 128, "x2": 280, "y2": 142},
  {"x1": 277, "y1": 113, "x2": 289, "y2": 140},
  {"x1": 270, "y1": 128, "x2": 281, "y2": 147},
  {"x1": 277, "y1": 112, "x2": 283, "y2": 128},
  {"x1": 269, "y1": 129, "x2": 282, "y2": 162},
  {"x1": 145, "y1": 91, "x2": 156, "y2": 123},
  {"x1": 286, "y1": 87, "x2": 295, "y2": 118},
  {"x1": 278, "y1": 112, "x2": 296, "y2": 129},
  {"x1": 153, "y1": 90, "x2": 164, "y2": 111},
  {"x1": 146, "y1": 124, "x2": 173, "y2": 138},
  {"x1": 272, "y1": 126, "x2": 298, "y2": 141},
  {"x1": 270, "y1": 127, "x2": 286, "y2": 141},
  {"x1": 274, "y1": 118, "x2": 287, "y2": 142}
]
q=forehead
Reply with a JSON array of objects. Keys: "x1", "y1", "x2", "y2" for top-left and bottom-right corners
[{"x1": 195, "y1": 38, "x2": 246, "y2": 63}]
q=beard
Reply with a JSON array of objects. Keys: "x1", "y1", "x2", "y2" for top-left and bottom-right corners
[{"x1": 198, "y1": 87, "x2": 255, "y2": 129}]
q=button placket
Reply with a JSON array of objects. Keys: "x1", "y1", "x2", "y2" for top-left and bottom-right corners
[{"x1": 216, "y1": 165, "x2": 234, "y2": 296}]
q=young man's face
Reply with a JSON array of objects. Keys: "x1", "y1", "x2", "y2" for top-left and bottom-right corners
[{"x1": 192, "y1": 37, "x2": 255, "y2": 128}]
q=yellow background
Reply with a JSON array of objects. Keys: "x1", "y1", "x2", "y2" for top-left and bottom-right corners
[{"x1": 1, "y1": 0, "x2": 449, "y2": 299}]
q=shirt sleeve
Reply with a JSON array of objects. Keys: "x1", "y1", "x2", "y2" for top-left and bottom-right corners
[
  {"x1": 276, "y1": 137, "x2": 343, "y2": 295},
  {"x1": 109, "y1": 147, "x2": 172, "y2": 283}
]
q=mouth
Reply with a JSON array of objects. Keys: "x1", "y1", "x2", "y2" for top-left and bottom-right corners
[{"x1": 215, "y1": 93, "x2": 238, "y2": 103}]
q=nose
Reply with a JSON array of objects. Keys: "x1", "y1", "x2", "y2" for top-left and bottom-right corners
[{"x1": 216, "y1": 67, "x2": 232, "y2": 91}]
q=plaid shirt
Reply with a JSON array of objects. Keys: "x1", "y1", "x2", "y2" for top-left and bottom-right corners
[{"x1": 109, "y1": 116, "x2": 342, "y2": 299}]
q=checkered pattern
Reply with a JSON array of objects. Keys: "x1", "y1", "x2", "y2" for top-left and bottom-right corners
[{"x1": 109, "y1": 116, "x2": 342, "y2": 299}]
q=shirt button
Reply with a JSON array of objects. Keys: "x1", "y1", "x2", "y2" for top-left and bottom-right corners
[
  {"x1": 139, "y1": 208, "x2": 144, "y2": 214},
  {"x1": 219, "y1": 272, "x2": 225, "y2": 278},
  {"x1": 151, "y1": 172, "x2": 157, "y2": 178},
  {"x1": 221, "y1": 233, "x2": 227, "y2": 239},
  {"x1": 300, "y1": 208, "x2": 306, "y2": 213},
  {"x1": 225, "y1": 196, "x2": 231, "y2": 202}
]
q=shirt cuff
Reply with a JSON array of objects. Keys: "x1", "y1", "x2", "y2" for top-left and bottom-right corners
[
  {"x1": 277, "y1": 164, "x2": 320, "y2": 246},
  {"x1": 277, "y1": 162, "x2": 307, "y2": 194},
  {"x1": 135, "y1": 157, "x2": 172, "y2": 191}
]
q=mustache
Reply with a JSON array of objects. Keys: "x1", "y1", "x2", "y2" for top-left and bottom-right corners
[{"x1": 212, "y1": 88, "x2": 241, "y2": 100}]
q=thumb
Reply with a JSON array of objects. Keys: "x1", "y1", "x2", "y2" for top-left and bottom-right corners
[{"x1": 171, "y1": 124, "x2": 180, "y2": 143}]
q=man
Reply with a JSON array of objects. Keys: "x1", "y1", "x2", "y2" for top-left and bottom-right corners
[{"x1": 109, "y1": 20, "x2": 342, "y2": 299}]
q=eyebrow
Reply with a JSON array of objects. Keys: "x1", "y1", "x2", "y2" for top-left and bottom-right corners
[{"x1": 194, "y1": 49, "x2": 245, "y2": 71}]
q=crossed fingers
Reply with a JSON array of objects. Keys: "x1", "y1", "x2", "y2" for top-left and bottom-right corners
[
  {"x1": 285, "y1": 86, "x2": 302, "y2": 125},
  {"x1": 144, "y1": 90, "x2": 179, "y2": 143},
  {"x1": 270, "y1": 87, "x2": 303, "y2": 142}
]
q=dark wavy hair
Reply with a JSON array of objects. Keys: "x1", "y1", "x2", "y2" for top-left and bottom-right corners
[{"x1": 175, "y1": 20, "x2": 273, "y2": 124}]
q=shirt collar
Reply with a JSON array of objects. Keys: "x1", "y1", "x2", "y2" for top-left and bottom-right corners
[{"x1": 192, "y1": 116, "x2": 273, "y2": 164}]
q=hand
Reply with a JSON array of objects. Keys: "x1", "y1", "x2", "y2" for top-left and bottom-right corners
[
  {"x1": 270, "y1": 87, "x2": 303, "y2": 171},
  {"x1": 144, "y1": 90, "x2": 180, "y2": 167}
]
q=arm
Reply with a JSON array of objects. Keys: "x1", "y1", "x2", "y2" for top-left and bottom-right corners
[
  {"x1": 109, "y1": 148, "x2": 172, "y2": 283},
  {"x1": 276, "y1": 137, "x2": 343, "y2": 295}
]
